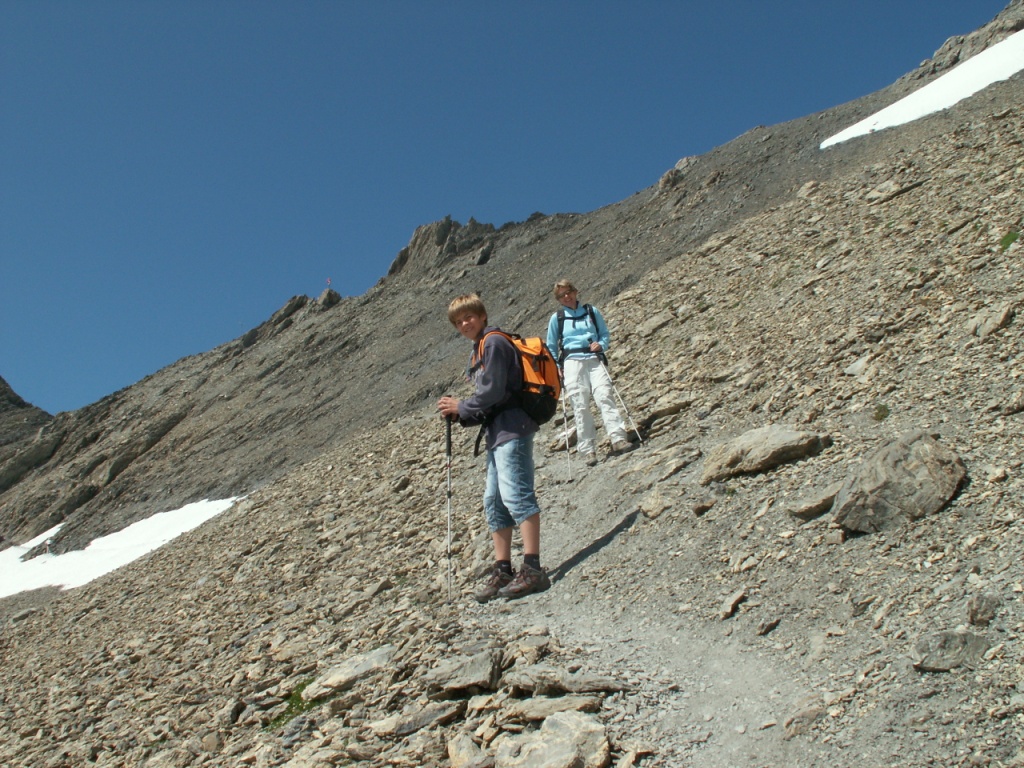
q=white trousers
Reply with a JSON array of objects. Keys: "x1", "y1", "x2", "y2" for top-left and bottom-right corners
[{"x1": 563, "y1": 356, "x2": 627, "y2": 455}]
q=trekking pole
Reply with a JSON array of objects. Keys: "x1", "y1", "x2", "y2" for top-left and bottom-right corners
[
  {"x1": 445, "y1": 414, "x2": 454, "y2": 603},
  {"x1": 599, "y1": 358, "x2": 644, "y2": 446},
  {"x1": 559, "y1": 374, "x2": 573, "y2": 481}
]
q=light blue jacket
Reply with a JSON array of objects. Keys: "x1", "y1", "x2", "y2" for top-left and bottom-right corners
[{"x1": 546, "y1": 304, "x2": 611, "y2": 363}]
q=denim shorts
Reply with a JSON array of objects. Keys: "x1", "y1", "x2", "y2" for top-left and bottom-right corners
[{"x1": 483, "y1": 435, "x2": 541, "y2": 531}]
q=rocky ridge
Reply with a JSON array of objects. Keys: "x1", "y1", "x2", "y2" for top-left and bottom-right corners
[{"x1": 2, "y1": 5, "x2": 1024, "y2": 768}]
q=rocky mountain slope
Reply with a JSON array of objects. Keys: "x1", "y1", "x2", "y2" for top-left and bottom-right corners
[
  {"x1": 1, "y1": 4, "x2": 1023, "y2": 767},
  {"x1": 4, "y1": 6, "x2": 1020, "y2": 558}
]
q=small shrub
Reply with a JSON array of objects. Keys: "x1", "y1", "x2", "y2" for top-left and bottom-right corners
[
  {"x1": 264, "y1": 678, "x2": 318, "y2": 732},
  {"x1": 872, "y1": 403, "x2": 890, "y2": 422}
]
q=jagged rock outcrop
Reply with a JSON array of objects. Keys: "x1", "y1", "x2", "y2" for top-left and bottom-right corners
[
  {"x1": 0, "y1": 375, "x2": 51, "y2": 443},
  {"x1": 388, "y1": 216, "x2": 498, "y2": 277},
  {"x1": 0, "y1": 376, "x2": 53, "y2": 510},
  {"x1": 911, "y1": 1, "x2": 1024, "y2": 78}
]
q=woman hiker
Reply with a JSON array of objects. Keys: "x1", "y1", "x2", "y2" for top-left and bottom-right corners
[{"x1": 546, "y1": 279, "x2": 632, "y2": 466}]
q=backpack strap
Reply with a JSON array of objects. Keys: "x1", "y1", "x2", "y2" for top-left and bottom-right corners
[
  {"x1": 474, "y1": 330, "x2": 518, "y2": 372},
  {"x1": 556, "y1": 308, "x2": 566, "y2": 363},
  {"x1": 471, "y1": 330, "x2": 521, "y2": 457},
  {"x1": 585, "y1": 304, "x2": 609, "y2": 366},
  {"x1": 557, "y1": 304, "x2": 602, "y2": 364}
]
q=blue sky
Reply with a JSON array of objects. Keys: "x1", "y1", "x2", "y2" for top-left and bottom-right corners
[{"x1": 1, "y1": 1, "x2": 1009, "y2": 414}]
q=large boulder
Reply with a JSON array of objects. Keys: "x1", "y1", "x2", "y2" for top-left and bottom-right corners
[{"x1": 832, "y1": 430, "x2": 966, "y2": 534}]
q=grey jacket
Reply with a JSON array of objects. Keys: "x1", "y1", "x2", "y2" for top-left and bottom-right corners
[{"x1": 457, "y1": 327, "x2": 538, "y2": 451}]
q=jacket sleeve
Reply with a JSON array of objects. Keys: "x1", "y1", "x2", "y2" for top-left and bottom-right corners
[
  {"x1": 546, "y1": 314, "x2": 560, "y2": 359},
  {"x1": 457, "y1": 335, "x2": 514, "y2": 424}
]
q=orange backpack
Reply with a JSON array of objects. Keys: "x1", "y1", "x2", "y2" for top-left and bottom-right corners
[{"x1": 476, "y1": 330, "x2": 562, "y2": 426}]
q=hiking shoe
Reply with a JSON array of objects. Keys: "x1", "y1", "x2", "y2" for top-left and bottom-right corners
[
  {"x1": 497, "y1": 564, "x2": 551, "y2": 600},
  {"x1": 474, "y1": 567, "x2": 514, "y2": 604},
  {"x1": 583, "y1": 451, "x2": 599, "y2": 466},
  {"x1": 610, "y1": 440, "x2": 636, "y2": 456}
]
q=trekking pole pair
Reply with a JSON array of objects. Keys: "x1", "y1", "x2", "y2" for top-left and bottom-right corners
[{"x1": 585, "y1": 337, "x2": 642, "y2": 447}]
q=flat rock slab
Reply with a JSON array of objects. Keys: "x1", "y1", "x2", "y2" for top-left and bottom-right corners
[
  {"x1": 369, "y1": 699, "x2": 465, "y2": 738},
  {"x1": 494, "y1": 711, "x2": 610, "y2": 768},
  {"x1": 502, "y1": 694, "x2": 603, "y2": 723},
  {"x1": 912, "y1": 630, "x2": 990, "y2": 672},
  {"x1": 502, "y1": 663, "x2": 632, "y2": 696},
  {"x1": 785, "y1": 481, "x2": 844, "y2": 522},
  {"x1": 424, "y1": 650, "x2": 503, "y2": 695},
  {"x1": 302, "y1": 644, "x2": 396, "y2": 701},
  {"x1": 700, "y1": 425, "x2": 832, "y2": 485}
]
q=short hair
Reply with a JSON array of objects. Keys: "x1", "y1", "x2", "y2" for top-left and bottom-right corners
[
  {"x1": 447, "y1": 293, "x2": 487, "y2": 326},
  {"x1": 554, "y1": 279, "x2": 576, "y2": 297}
]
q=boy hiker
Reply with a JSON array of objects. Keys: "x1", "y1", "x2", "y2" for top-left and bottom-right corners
[
  {"x1": 438, "y1": 293, "x2": 551, "y2": 602},
  {"x1": 546, "y1": 279, "x2": 632, "y2": 466}
]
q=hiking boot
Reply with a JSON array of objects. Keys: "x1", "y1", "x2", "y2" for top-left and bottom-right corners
[
  {"x1": 583, "y1": 451, "x2": 599, "y2": 466},
  {"x1": 610, "y1": 439, "x2": 636, "y2": 457},
  {"x1": 497, "y1": 563, "x2": 551, "y2": 600},
  {"x1": 473, "y1": 566, "x2": 514, "y2": 603}
]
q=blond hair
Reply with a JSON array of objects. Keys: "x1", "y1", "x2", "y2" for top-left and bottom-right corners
[
  {"x1": 553, "y1": 279, "x2": 576, "y2": 297},
  {"x1": 447, "y1": 293, "x2": 487, "y2": 326}
]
